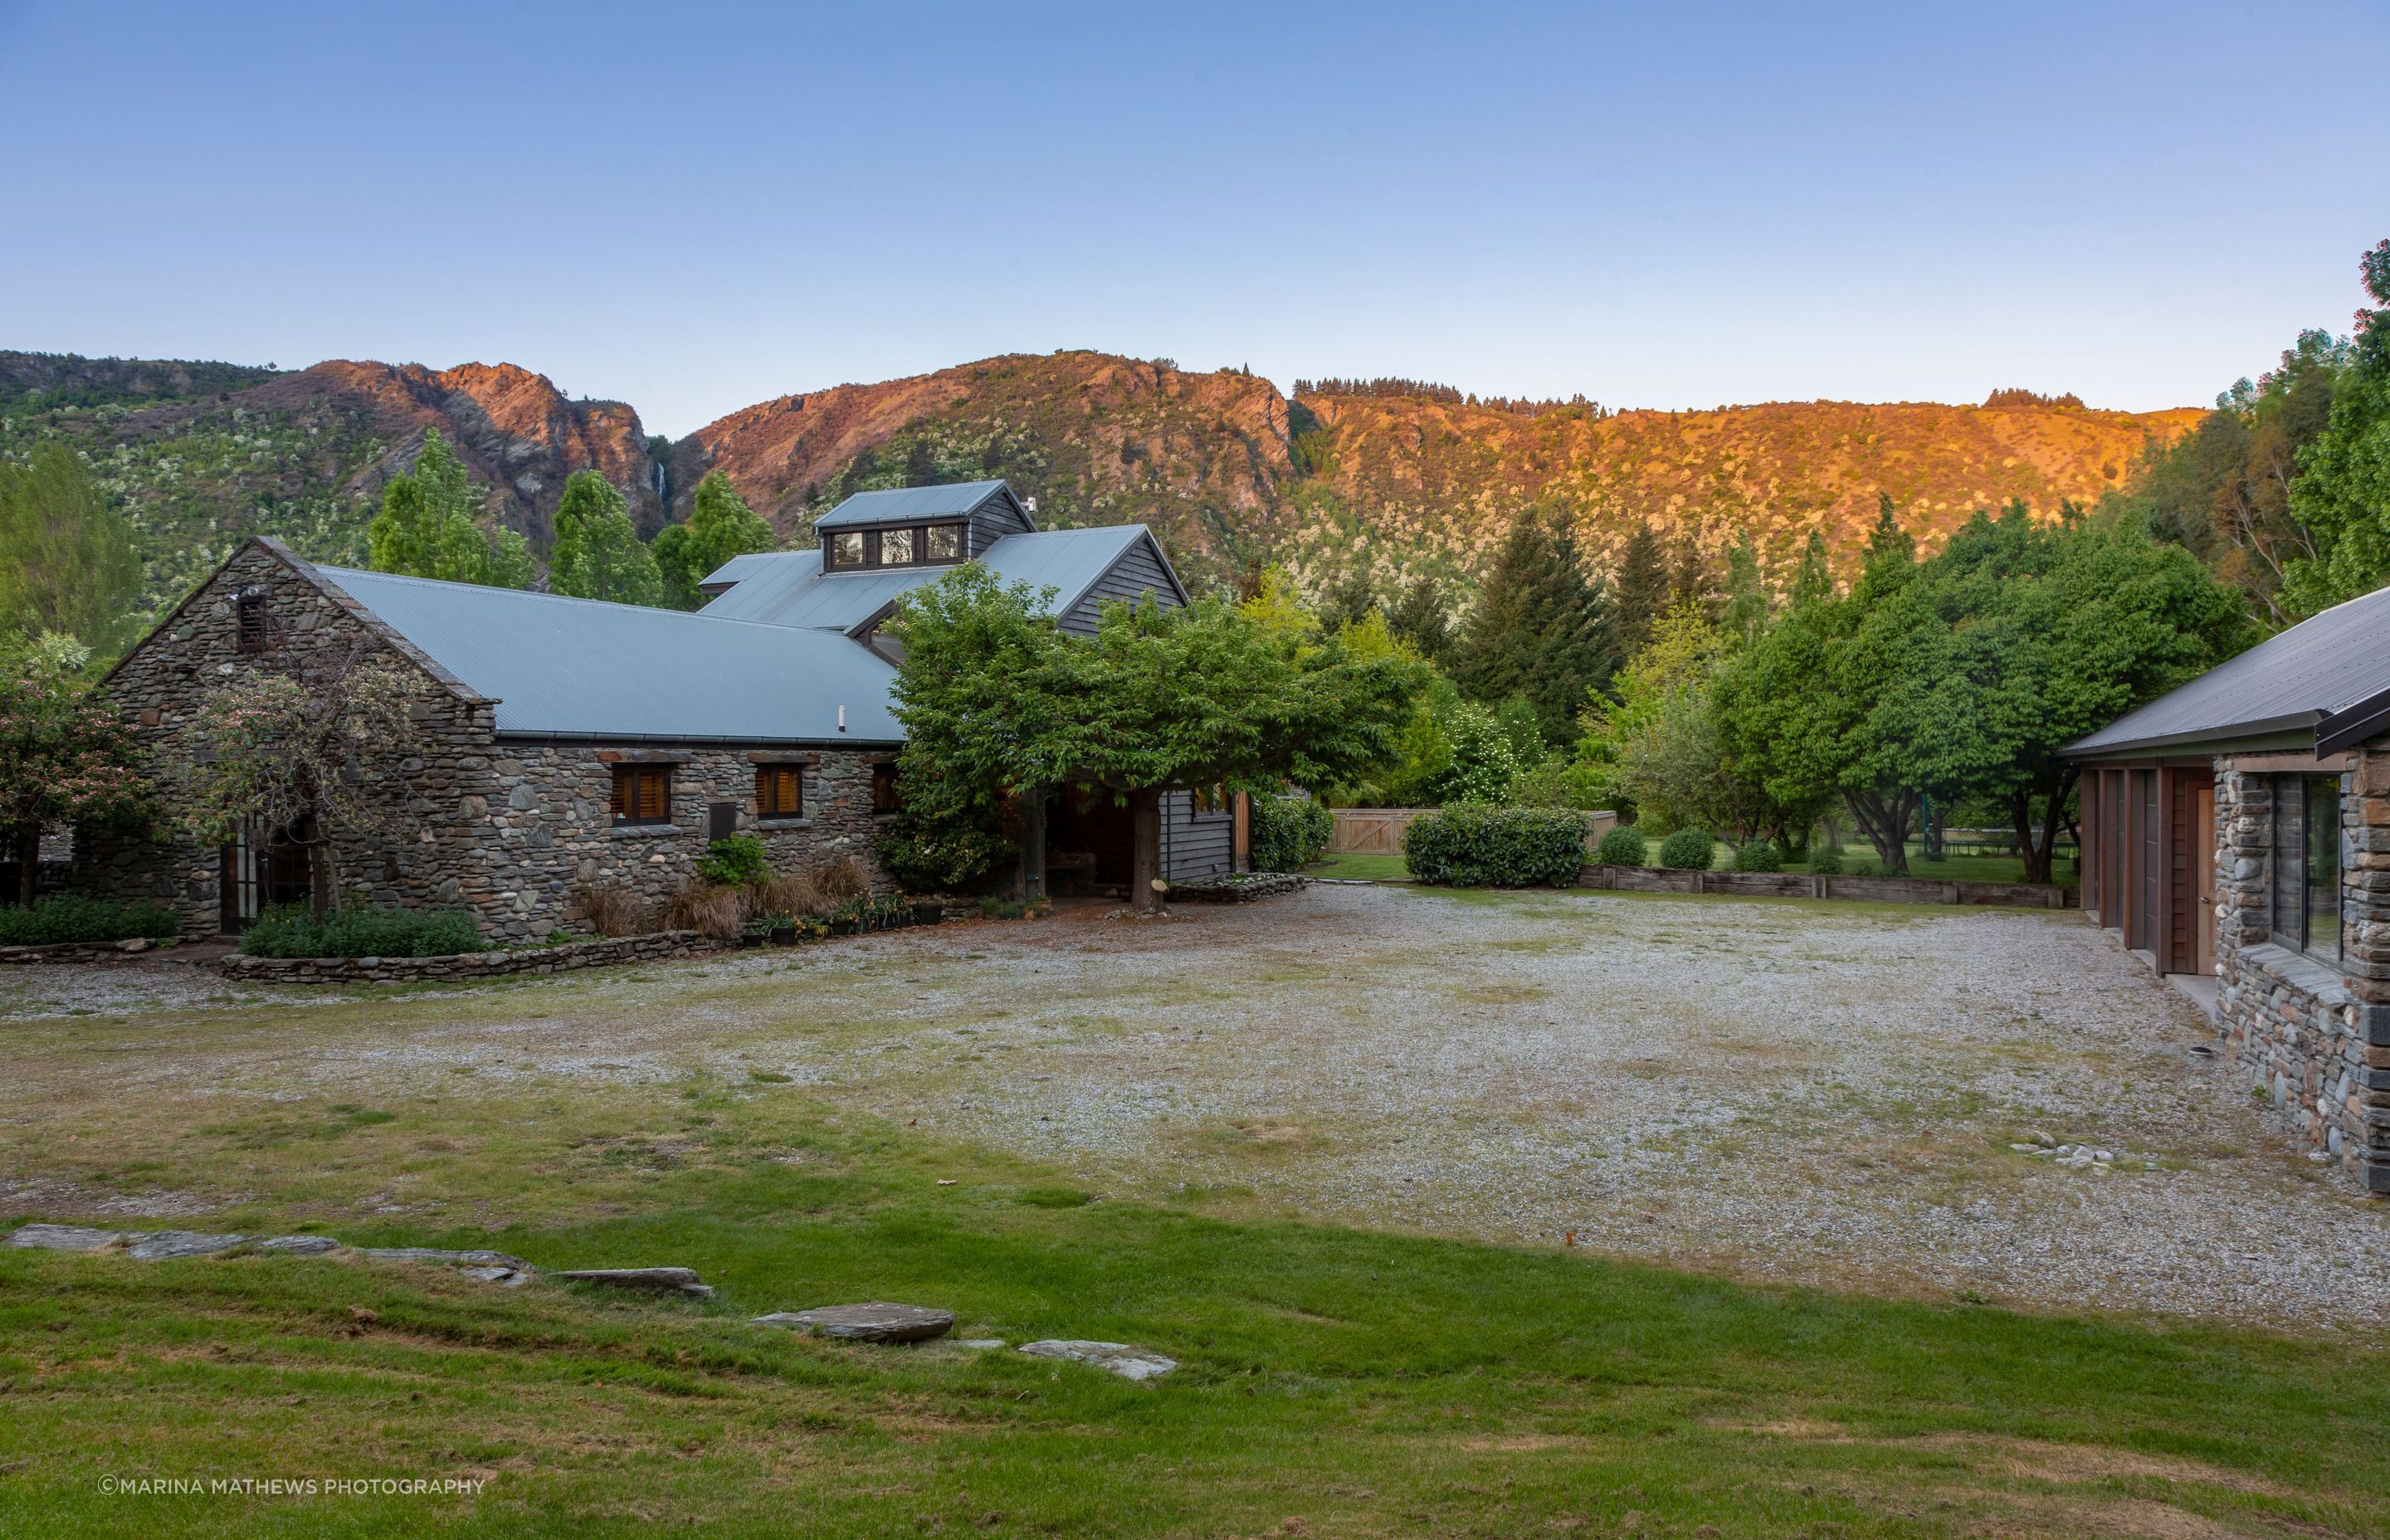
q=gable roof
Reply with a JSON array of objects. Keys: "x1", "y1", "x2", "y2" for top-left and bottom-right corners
[
  {"x1": 311, "y1": 563, "x2": 904, "y2": 744},
  {"x1": 696, "y1": 548, "x2": 801, "y2": 596},
  {"x1": 2066, "y1": 582, "x2": 2390, "y2": 759},
  {"x1": 812, "y1": 480, "x2": 1032, "y2": 531},
  {"x1": 698, "y1": 525, "x2": 1182, "y2": 634}
]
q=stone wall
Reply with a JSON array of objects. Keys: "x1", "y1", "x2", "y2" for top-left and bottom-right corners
[
  {"x1": 2212, "y1": 747, "x2": 2390, "y2": 1195},
  {"x1": 73, "y1": 540, "x2": 897, "y2": 944},
  {"x1": 218, "y1": 929, "x2": 727, "y2": 985}
]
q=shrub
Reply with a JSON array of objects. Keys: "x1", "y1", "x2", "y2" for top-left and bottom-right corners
[
  {"x1": 1807, "y1": 846, "x2": 1844, "y2": 875},
  {"x1": 1251, "y1": 795, "x2": 1333, "y2": 872},
  {"x1": 1657, "y1": 828, "x2": 1716, "y2": 870},
  {"x1": 978, "y1": 895, "x2": 1025, "y2": 920},
  {"x1": 1731, "y1": 840, "x2": 1781, "y2": 873},
  {"x1": 1402, "y1": 806, "x2": 1588, "y2": 888},
  {"x1": 239, "y1": 904, "x2": 483, "y2": 958},
  {"x1": 0, "y1": 894, "x2": 178, "y2": 946},
  {"x1": 696, "y1": 833, "x2": 769, "y2": 887},
  {"x1": 661, "y1": 879, "x2": 746, "y2": 939},
  {"x1": 1594, "y1": 824, "x2": 1648, "y2": 867},
  {"x1": 755, "y1": 869, "x2": 828, "y2": 920},
  {"x1": 573, "y1": 883, "x2": 653, "y2": 938},
  {"x1": 817, "y1": 856, "x2": 870, "y2": 903}
]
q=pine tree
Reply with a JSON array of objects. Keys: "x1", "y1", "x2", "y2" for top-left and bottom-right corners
[
  {"x1": 1449, "y1": 503, "x2": 1617, "y2": 750},
  {"x1": 653, "y1": 471, "x2": 778, "y2": 609},
  {"x1": 549, "y1": 471, "x2": 663, "y2": 606},
  {"x1": 1612, "y1": 519, "x2": 1669, "y2": 657},
  {"x1": 1790, "y1": 528, "x2": 1834, "y2": 608}
]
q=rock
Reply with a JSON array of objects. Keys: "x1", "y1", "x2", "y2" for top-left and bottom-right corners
[
  {"x1": 357, "y1": 1245, "x2": 533, "y2": 1270},
  {"x1": 258, "y1": 1235, "x2": 343, "y2": 1255},
  {"x1": 954, "y1": 1338, "x2": 1007, "y2": 1350},
  {"x1": 2007, "y1": 1143, "x2": 2039, "y2": 1153},
  {"x1": 754, "y1": 1302, "x2": 955, "y2": 1343},
  {"x1": 1016, "y1": 1340, "x2": 1177, "y2": 1381},
  {"x1": 124, "y1": 1231, "x2": 249, "y2": 1260},
  {"x1": 2030, "y1": 1130, "x2": 2057, "y2": 1148},
  {"x1": 554, "y1": 1266, "x2": 714, "y2": 1299},
  {"x1": 7, "y1": 1223, "x2": 129, "y2": 1252},
  {"x1": 117, "y1": 937, "x2": 152, "y2": 953},
  {"x1": 458, "y1": 1265, "x2": 533, "y2": 1286}
]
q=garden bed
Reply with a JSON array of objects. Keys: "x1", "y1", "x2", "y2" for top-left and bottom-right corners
[
  {"x1": 1168, "y1": 872, "x2": 1310, "y2": 904},
  {"x1": 1578, "y1": 863, "x2": 2077, "y2": 908}
]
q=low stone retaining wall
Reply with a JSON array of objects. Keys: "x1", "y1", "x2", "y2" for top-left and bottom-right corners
[
  {"x1": 218, "y1": 929, "x2": 729, "y2": 985},
  {"x1": 0, "y1": 937, "x2": 176, "y2": 964},
  {"x1": 1173, "y1": 872, "x2": 1310, "y2": 904},
  {"x1": 1578, "y1": 865, "x2": 2078, "y2": 909}
]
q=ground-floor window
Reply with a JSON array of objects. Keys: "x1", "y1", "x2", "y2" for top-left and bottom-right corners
[
  {"x1": 2270, "y1": 772, "x2": 2341, "y2": 961},
  {"x1": 611, "y1": 765, "x2": 672, "y2": 826},
  {"x1": 756, "y1": 763, "x2": 803, "y2": 818}
]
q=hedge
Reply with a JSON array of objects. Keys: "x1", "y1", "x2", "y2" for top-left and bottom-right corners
[
  {"x1": 1251, "y1": 796, "x2": 1333, "y2": 872},
  {"x1": 0, "y1": 894, "x2": 178, "y2": 945},
  {"x1": 239, "y1": 904, "x2": 485, "y2": 959},
  {"x1": 1403, "y1": 806, "x2": 1588, "y2": 888}
]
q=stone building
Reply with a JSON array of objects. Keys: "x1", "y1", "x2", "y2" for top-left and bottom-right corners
[
  {"x1": 77, "y1": 480, "x2": 1241, "y2": 943},
  {"x1": 2070, "y1": 584, "x2": 2390, "y2": 1194}
]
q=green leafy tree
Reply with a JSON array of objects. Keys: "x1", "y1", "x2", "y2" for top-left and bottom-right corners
[
  {"x1": 0, "y1": 442, "x2": 144, "y2": 659},
  {"x1": 0, "y1": 634, "x2": 149, "y2": 904},
  {"x1": 549, "y1": 471, "x2": 663, "y2": 606},
  {"x1": 2280, "y1": 238, "x2": 2390, "y2": 616},
  {"x1": 652, "y1": 471, "x2": 778, "y2": 609},
  {"x1": 1449, "y1": 503, "x2": 1616, "y2": 749},
  {"x1": 366, "y1": 431, "x2": 534, "y2": 590},
  {"x1": 883, "y1": 566, "x2": 1426, "y2": 909}
]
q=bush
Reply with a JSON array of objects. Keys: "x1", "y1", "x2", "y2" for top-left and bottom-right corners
[
  {"x1": 1806, "y1": 846, "x2": 1844, "y2": 875},
  {"x1": 696, "y1": 834, "x2": 769, "y2": 887},
  {"x1": 239, "y1": 904, "x2": 483, "y2": 958},
  {"x1": 0, "y1": 894, "x2": 178, "y2": 946},
  {"x1": 1251, "y1": 795, "x2": 1333, "y2": 872},
  {"x1": 1657, "y1": 828, "x2": 1716, "y2": 870},
  {"x1": 1594, "y1": 824, "x2": 1647, "y2": 867},
  {"x1": 817, "y1": 855, "x2": 870, "y2": 902},
  {"x1": 1731, "y1": 840, "x2": 1781, "y2": 873},
  {"x1": 661, "y1": 879, "x2": 746, "y2": 939},
  {"x1": 573, "y1": 884, "x2": 653, "y2": 938},
  {"x1": 1403, "y1": 806, "x2": 1588, "y2": 888}
]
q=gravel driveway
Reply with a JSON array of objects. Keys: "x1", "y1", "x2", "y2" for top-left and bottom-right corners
[{"x1": 7, "y1": 883, "x2": 2387, "y2": 1333}]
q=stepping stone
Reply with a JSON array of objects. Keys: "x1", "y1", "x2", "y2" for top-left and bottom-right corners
[
  {"x1": 7, "y1": 1223, "x2": 130, "y2": 1252},
  {"x1": 257, "y1": 1235, "x2": 344, "y2": 1255},
  {"x1": 554, "y1": 1266, "x2": 714, "y2": 1299},
  {"x1": 1017, "y1": 1340, "x2": 1177, "y2": 1381},
  {"x1": 124, "y1": 1231, "x2": 249, "y2": 1260},
  {"x1": 458, "y1": 1265, "x2": 533, "y2": 1287},
  {"x1": 357, "y1": 1245, "x2": 533, "y2": 1271},
  {"x1": 754, "y1": 1303, "x2": 955, "y2": 1343}
]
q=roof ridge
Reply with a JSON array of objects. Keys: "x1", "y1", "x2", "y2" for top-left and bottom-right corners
[{"x1": 315, "y1": 564, "x2": 889, "y2": 642}]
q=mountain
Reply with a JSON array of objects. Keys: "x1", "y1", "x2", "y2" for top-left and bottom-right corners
[
  {"x1": 1, "y1": 346, "x2": 2199, "y2": 616},
  {"x1": 0, "y1": 354, "x2": 663, "y2": 613}
]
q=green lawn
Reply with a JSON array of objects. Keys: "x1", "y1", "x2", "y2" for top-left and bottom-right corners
[
  {"x1": 2, "y1": 1094, "x2": 2384, "y2": 1537},
  {"x1": 1306, "y1": 850, "x2": 1411, "y2": 881}
]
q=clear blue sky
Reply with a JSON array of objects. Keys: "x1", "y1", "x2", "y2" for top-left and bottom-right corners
[{"x1": 2, "y1": 2, "x2": 2384, "y2": 436}]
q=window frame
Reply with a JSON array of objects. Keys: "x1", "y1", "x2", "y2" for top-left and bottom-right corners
[
  {"x1": 924, "y1": 522, "x2": 963, "y2": 563},
  {"x1": 826, "y1": 521, "x2": 968, "y2": 570},
  {"x1": 610, "y1": 764, "x2": 674, "y2": 827},
  {"x1": 755, "y1": 763, "x2": 804, "y2": 820},
  {"x1": 2270, "y1": 772, "x2": 2342, "y2": 963},
  {"x1": 828, "y1": 529, "x2": 867, "y2": 569},
  {"x1": 870, "y1": 762, "x2": 903, "y2": 814}
]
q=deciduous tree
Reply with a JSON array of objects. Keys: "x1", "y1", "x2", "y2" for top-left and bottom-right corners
[
  {"x1": 2281, "y1": 238, "x2": 2390, "y2": 616},
  {"x1": 549, "y1": 471, "x2": 663, "y2": 606},
  {"x1": 366, "y1": 431, "x2": 534, "y2": 590},
  {"x1": 652, "y1": 471, "x2": 778, "y2": 610},
  {"x1": 0, "y1": 442, "x2": 144, "y2": 659},
  {"x1": 0, "y1": 634, "x2": 149, "y2": 904}
]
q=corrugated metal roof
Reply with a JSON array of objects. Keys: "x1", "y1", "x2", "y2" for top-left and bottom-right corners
[
  {"x1": 813, "y1": 480, "x2": 1022, "y2": 530},
  {"x1": 696, "y1": 549, "x2": 797, "y2": 592},
  {"x1": 314, "y1": 565, "x2": 904, "y2": 743},
  {"x1": 2066, "y1": 582, "x2": 2390, "y2": 758},
  {"x1": 699, "y1": 526, "x2": 1160, "y2": 634}
]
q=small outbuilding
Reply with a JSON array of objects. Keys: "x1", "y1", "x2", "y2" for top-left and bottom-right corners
[{"x1": 2067, "y1": 584, "x2": 2390, "y2": 1193}]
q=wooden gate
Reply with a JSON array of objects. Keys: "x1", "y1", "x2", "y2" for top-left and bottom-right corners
[{"x1": 1328, "y1": 808, "x2": 1430, "y2": 855}]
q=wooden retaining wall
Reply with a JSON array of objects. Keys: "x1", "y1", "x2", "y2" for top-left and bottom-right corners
[
  {"x1": 1333, "y1": 808, "x2": 1621, "y2": 855},
  {"x1": 1578, "y1": 864, "x2": 2078, "y2": 909}
]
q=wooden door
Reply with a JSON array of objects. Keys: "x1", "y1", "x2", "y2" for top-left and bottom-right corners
[{"x1": 2191, "y1": 783, "x2": 2216, "y2": 975}]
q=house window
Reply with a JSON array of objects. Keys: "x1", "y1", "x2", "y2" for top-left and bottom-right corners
[
  {"x1": 830, "y1": 530, "x2": 866, "y2": 568},
  {"x1": 2270, "y1": 773, "x2": 2341, "y2": 962},
  {"x1": 925, "y1": 524, "x2": 963, "y2": 562},
  {"x1": 756, "y1": 764, "x2": 803, "y2": 818},
  {"x1": 880, "y1": 527, "x2": 915, "y2": 565},
  {"x1": 871, "y1": 762, "x2": 902, "y2": 813},
  {"x1": 1190, "y1": 784, "x2": 1228, "y2": 816},
  {"x1": 234, "y1": 586, "x2": 279, "y2": 654},
  {"x1": 611, "y1": 764, "x2": 672, "y2": 826}
]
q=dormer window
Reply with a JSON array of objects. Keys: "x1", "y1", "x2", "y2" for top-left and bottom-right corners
[{"x1": 823, "y1": 521, "x2": 968, "y2": 570}]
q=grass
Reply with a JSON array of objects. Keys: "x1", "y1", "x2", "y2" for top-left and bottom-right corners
[
  {"x1": 2, "y1": 1082, "x2": 2387, "y2": 1538},
  {"x1": 1306, "y1": 850, "x2": 1410, "y2": 882}
]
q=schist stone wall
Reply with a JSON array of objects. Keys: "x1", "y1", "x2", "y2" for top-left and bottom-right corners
[
  {"x1": 75, "y1": 542, "x2": 895, "y2": 943},
  {"x1": 2212, "y1": 745, "x2": 2390, "y2": 1195}
]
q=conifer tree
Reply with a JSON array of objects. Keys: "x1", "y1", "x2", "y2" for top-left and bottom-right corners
[
  {"x1": 653, "y1": 471, "x2": 778, "y2": 609},
  {"x1": 1612, "y1": 519, "x2": 1670, "y2": 657},
  {"x1": 549, "y1": 470, "x2": 663, "y2": 606},
  {"x1": 366, "y1": 432, "x2": 533, "y2": 590},
  {"x1": 1448, "y1": 503, "x2": 1617, "y2": 750}
]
